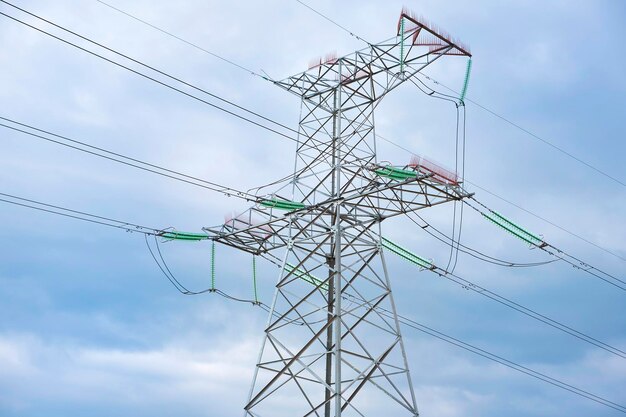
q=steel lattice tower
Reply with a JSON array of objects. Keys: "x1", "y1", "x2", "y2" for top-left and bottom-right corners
[{"x1": 205, "y1": 11, "x2": 471, "y2": 417}]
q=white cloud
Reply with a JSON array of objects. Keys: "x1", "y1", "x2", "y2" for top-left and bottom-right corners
[
  {"x1": 0, "y1": 329, "x2": 257, "y2": 415},
  {"x1": 1, "y1": 1, "x2": 625, "y2": 416}
]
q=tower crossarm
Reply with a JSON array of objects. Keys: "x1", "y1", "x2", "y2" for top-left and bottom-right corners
[
  {"x1": 341, "y1": 166, "x2": 471, "y2": 220},
  {"x1": 275, "y1": 43, "x2": 445, "y2": 106},
  {"x1": 203, "y1": 165, "x2": 470, "y2": 255},
  {"x1": 273, "y1": 10, "x2": 471, "y2": 106}
]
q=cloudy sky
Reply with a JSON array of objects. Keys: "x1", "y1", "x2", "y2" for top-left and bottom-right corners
[{"x1": 1, "y1": 0, "x2": 625, "y2": 416}]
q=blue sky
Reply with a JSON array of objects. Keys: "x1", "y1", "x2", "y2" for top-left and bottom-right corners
[{"x1": 1, "y1": 0, "x2": 625, "y2": 416}]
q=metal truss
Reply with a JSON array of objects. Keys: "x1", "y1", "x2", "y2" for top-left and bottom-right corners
[{"x1": 204, "y1": 11, "x2": 471, "y2": 417}]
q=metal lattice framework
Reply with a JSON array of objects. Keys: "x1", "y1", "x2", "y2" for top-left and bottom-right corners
[{"x1": 204, "y1": 11, "x2": 471, "y2": 417}]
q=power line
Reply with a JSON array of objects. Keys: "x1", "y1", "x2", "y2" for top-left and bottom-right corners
[
  {"x1": 384, "y1": 308, "x2": 626, "y2": 414},
  {"x1": 147, "y1": 233, "x2": 266, "y2": 305},
  {"x1": 292, "y1": 0, "x2": 369, "y2": 46},
  {"x1": 407, "y1": 211, "x2": 556, "y2": 268},
  {"x1": 407, "y1": 74, "x2": 468, "y2": 275},
  {"x1": 413, "y1": 193, "x2": 625, "y2": 297},
  {"x1": 0, "y1": 9, "x2": 300, "y2": 145},
  {"x1": 293, "y1": 0, "x2": 371, "y2": 45},
  {"x1": 465, "y1": 197, "x2": 626, "y2": 292},
  {"x1": 0, "y1": 190, "x2": 268, "y2": 308},
  {"x1": 0, "y1": 0, "x2": 294, "y2": 136},
  {"x1": 0, "y1": 191, "x2": 159, "y2": 235},
  {"x1": 146, "y1": 239, "x2": 294, "y2": 321},
  {"x1": 0, "y1": 4, "x2": 332, "y2": 163},
  {"x1": 0, "y1": 116, "x2": 257, "y2": 201},
  {"x1": 0, "y1": 190, "x2": 269, "y2": 311},
  {"x1": 464, "y1": 180, "x2": 626, "y2": 263},
  {"x1": 0, "y1": 188, "x2": 269, "y2": 308},
  {"x1": 432, "y1": 265, "x2": 626, "y2": 360},
  {"x1": 401, "y1": 212, "x2": 626, "y2": 360},
  {"x1": 93, "y1": 0, "x2": 266, "y2": 79},
  {"x1": 417, "y1": 73, "x2": 626, "y2": 188}
]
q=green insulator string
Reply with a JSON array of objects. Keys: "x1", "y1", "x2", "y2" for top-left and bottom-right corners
[
  {"x1": 211, "y1": 240, "x2": 216, "y2": 291},
  {"x1": 381, "y1": 237, "x2": 433, "y2": 270},
  {"x1": 459, "y1": 58, "x2": 472, "y2": 105},
  {"x1": 252, "y1": 255, "x2": 259, "y2": 304}
]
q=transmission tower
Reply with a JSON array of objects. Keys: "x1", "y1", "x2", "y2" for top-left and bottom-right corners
[{"x1": 205, "y1": 10, "x2": 471, "y2": 417}]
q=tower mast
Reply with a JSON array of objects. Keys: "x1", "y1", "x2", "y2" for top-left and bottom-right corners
[{"x1": 205, "y1": 10, "x2": 472, "y2": 416}]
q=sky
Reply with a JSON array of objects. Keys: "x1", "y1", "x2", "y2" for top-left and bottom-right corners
[{"x1": 0, "y1": 0, "x2": 625, "y2": 416}]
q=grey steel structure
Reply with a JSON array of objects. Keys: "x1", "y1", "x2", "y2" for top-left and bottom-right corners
[{"x1": 205, "y1": 11, "x2": 471, "y2": 417}]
